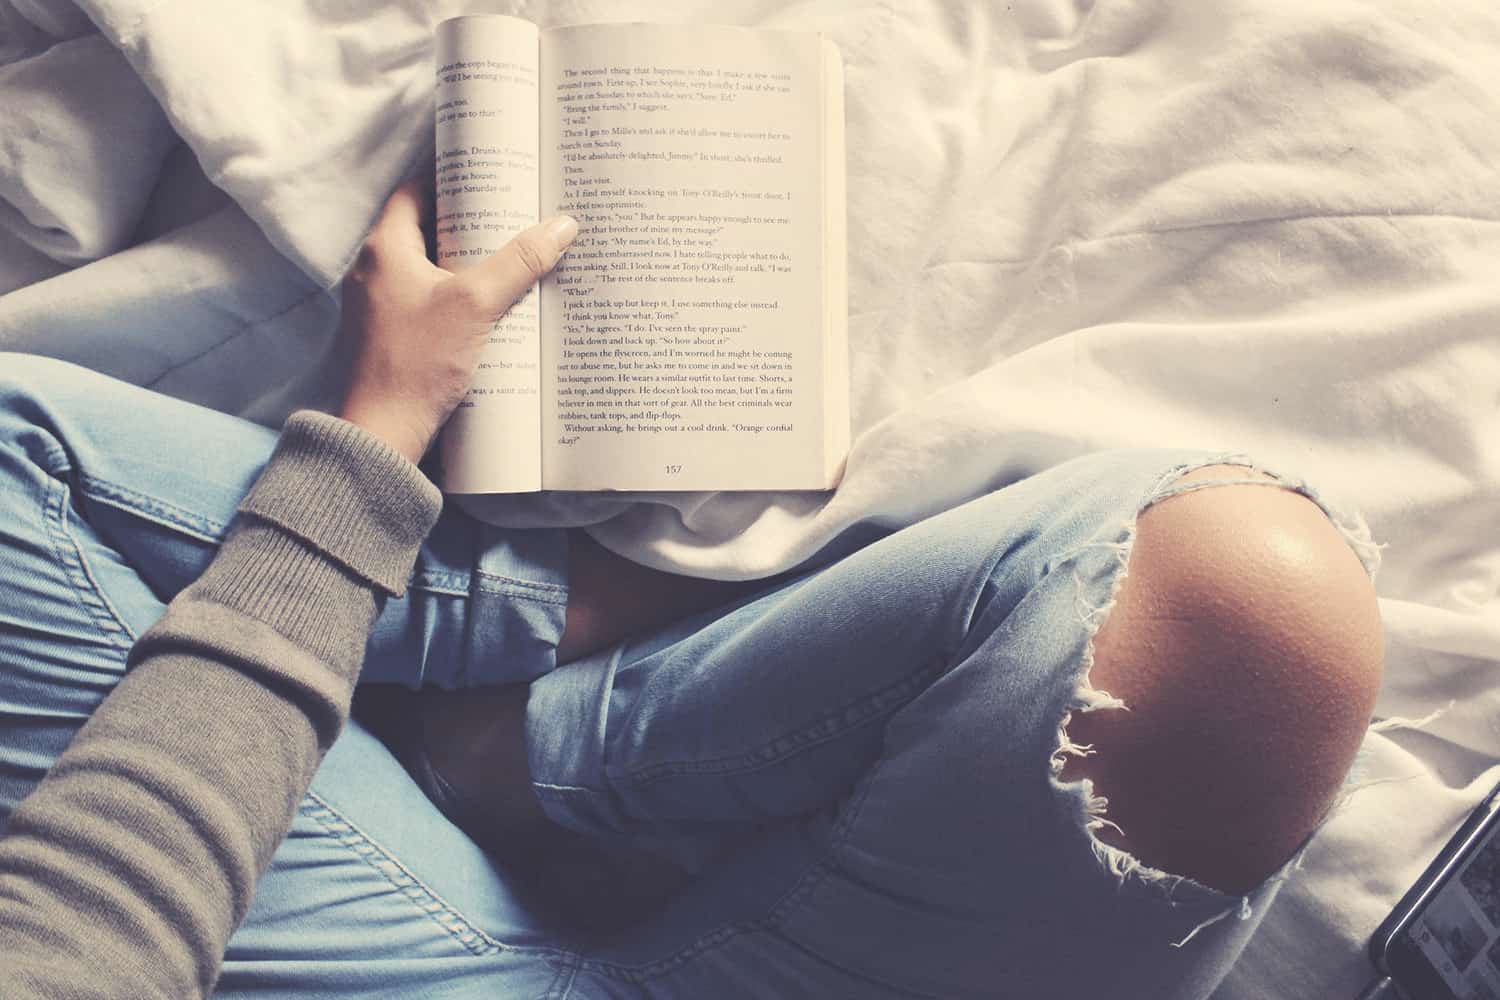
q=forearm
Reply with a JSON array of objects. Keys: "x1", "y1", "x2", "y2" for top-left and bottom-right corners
[{"x1": 0, "y1": 412, "x2": 441, "y2": 999}]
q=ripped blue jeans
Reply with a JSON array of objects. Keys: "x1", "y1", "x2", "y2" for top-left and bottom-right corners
[{"x1": 0, "y1": 354, "x2": 1380, "y2": 998}]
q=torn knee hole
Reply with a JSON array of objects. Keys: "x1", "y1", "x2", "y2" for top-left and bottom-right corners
[
  {"x1": 1054, "y1": 458, "x2": 1384, "y2": 899},
  {"x1": 1052, "y1": 701, "x2": 1129, "y2": 847}
]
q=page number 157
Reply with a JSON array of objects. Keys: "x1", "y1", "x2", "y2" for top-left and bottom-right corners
[{"x1": 665, "y1": 465, "x2": 682, "y2": 475}]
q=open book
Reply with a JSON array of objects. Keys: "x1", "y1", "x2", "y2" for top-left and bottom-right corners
[{"x1": 434, "y1": 16, "x2": 847, "y2": 493}]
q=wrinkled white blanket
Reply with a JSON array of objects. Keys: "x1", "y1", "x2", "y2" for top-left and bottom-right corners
[{"x1": 2, "y1": 0, "x2": 1498, "y2": 996}]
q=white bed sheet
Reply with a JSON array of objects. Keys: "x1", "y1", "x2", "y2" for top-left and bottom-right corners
[{"x1": 2, "y1": 1, "x2": 1498, "y2": 996}]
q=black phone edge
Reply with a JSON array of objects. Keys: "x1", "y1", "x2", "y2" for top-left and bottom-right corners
[{"x1": 1367, "y1": 781, "x2": 1500, "y2": 995}]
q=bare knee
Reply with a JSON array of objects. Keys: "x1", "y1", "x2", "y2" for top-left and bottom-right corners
[{"x1": 1061, "y1": 465, "x2": 1384, "y2": 895}]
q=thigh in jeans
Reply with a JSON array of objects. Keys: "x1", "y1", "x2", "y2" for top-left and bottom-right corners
[
  {"x1": 527, "y1": 449, "x2": 1380, "y2": 999},
  {"x1": 0, "y1": 355, "x2": 263, "y2": 822},
  {"x1": 0, "y1": 355, "x2": 573, "y2": 997}
]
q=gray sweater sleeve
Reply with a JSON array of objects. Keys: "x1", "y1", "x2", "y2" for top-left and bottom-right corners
[{"x1": 0, "y1": 410, "x2": 444, "y2": 999}]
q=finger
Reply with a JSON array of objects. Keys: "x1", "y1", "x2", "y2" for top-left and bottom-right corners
[
  {"x1": 374, "y1": 175, "x2": 427, "y2": 237},
  {"x1": 360, "y1": 176, "x2": 433, "y2": 273},
  {"x1": 448, "y1": 215, "x2": 578, "y2": 317}
]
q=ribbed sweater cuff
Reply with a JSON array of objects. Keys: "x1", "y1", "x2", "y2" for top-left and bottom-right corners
[
  {"x1": 236, "y1": 410, "x2": 443, "y2": 596},
  {"x1": 187, "y1": 523, "x2": 374, "y2": 677}
]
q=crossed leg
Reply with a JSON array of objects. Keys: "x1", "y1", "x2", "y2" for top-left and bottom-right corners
[{"x1": 415, "y1": 464, "x2": 1383, "y2": 906}]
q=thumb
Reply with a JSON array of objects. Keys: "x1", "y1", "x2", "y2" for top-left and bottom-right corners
[{"x1": 449, "y1": 215, "x2": 579, "y2": 317}]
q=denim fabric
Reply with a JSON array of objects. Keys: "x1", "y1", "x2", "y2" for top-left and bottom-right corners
[{"x1": 0, "y1": 353, "x2": 1378, "y2": 998}]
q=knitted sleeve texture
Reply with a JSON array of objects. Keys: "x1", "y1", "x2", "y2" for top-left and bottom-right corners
[{"x1": 0, "y1": 411, "x2": 443, "y2": 999}]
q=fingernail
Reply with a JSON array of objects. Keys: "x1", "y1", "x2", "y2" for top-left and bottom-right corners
[{"x1": 541, "y1": 214, "x2": 579, "y2": 250}]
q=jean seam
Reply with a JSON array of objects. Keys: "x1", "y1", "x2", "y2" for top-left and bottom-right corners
[
  {"x1": 538, "y1": 951, "x2": 583, "y2": 1000},
  {"x1": 567, "y1": 820, "x2": 879, "y2": 986},
  {"x1": 571, "y1": 862, "x2": 834, "y2": 984},
  {"x1": 616, "y1": 657, "x2": 949, "y2": 788},
  {"x1": 76, "y1": 472, "x2": 231, "y2": 544},
  {"x1": 298, "y1": 792, "x2": 573, "y2": 963},
  {"x1": 473, "y1": 568, "x2": 569, "y2": 605},
  {"x1": 41, "y1": 475, "x2": 138, "y2": 651},
  {"x1": 411, "y1": 568, "x2": 469, "y2": 596}
]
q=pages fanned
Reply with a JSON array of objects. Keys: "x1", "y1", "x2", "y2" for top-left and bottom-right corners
[{"x1": 433, "y1": 16, "x2": 847, "y2": 493}]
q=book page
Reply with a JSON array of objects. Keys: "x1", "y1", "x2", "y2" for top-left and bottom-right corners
[
  {"x1": 539, "y1": 24, "x2": 828, "y2": 491},
  {"x1": 433, "y1": 16, "x2": 541, "y2": 493}
]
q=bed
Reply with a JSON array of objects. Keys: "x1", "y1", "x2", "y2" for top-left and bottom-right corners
[{"x1": 2, "y1": 0, "x2": 1498, "y2": 995}]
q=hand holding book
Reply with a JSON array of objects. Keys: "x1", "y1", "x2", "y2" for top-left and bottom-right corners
[{"x1": 337, "y1": 174, "x2": 578, "y2": 465}]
